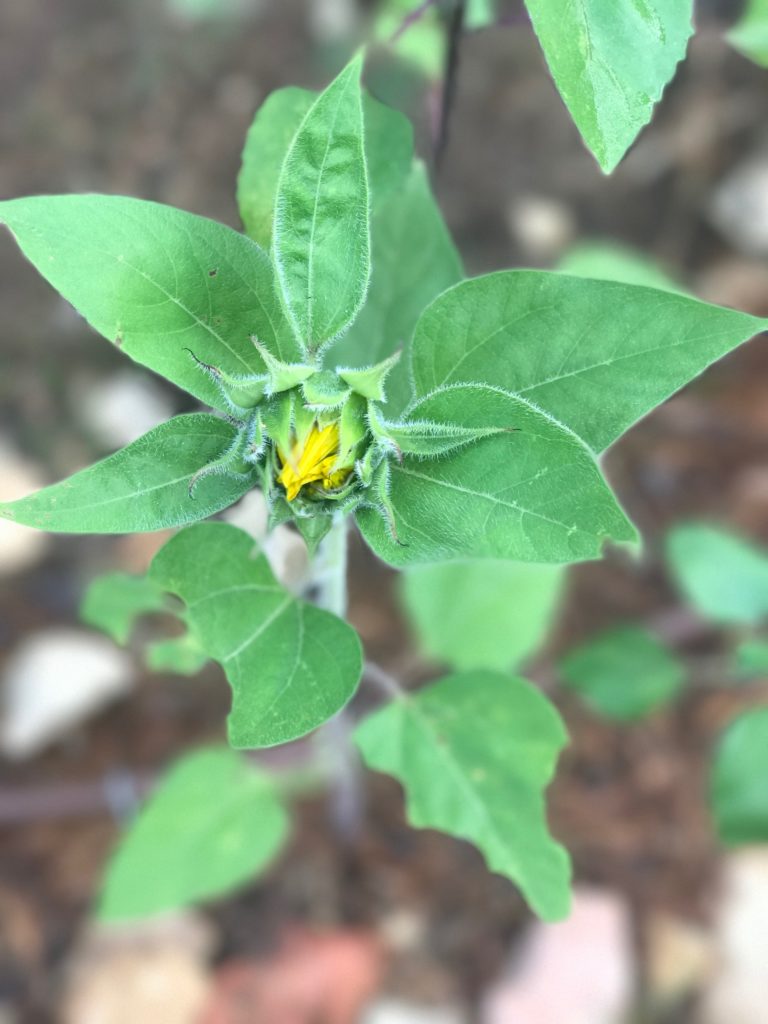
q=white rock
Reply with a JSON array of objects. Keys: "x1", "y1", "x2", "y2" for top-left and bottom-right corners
[
  {"x1": 1, "y1": 630, "x2": 133, "y2": 759},
  {"x1": 0, "y1": 439, "x2": 49, "y2": 576},
  {"x1": 645, "y1": 912, "x2": 714, "y2": 1005},
  {"x1": 76, "y1": 371, "x2": 174, "y2": 450},
  {"x1": 362, "y1": 1001, "x2": 468, "y2": 1024},
  {"x1": 711, "y1": 155, "x2": 768, "y2": 256},
  {"x1": 481, "y1": 888, "x2": 633, "y2": 1024},
  {"x1": 62, "y1": 912, "x2": 213, "y2": 1024},
  {"x1": 701, "y1": 849, "x2": 768, "y2": 1024},
  {"x1": 505, "y1": 195, "x2": 575, "y2": 261},
  {"x1": 308, "y1": 0, "x2": 360, "y2": 42}
]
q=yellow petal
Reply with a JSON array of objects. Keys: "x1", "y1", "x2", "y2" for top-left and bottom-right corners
[{"x1": 277, "y1": 422, "x2": 347, "y2": 502}]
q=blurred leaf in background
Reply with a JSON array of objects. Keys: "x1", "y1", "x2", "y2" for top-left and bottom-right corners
[
  {"x1": 711, "y1": 706, "x2": 768, "y2": 845},
  {"x1": 559, "y1": 626, "x2": 685, "y2": 720},
  {"x1": 727, "y1": 0, "x2": 768, "y2": 67},
  {"x1": 146, "y1": 632, "x2": 209, "y2": 676},
  {"x1": 733, "y1": 640, "x2": 768, "y2": 678},
  {"x1": 100, "y1": 746, "x2": 289, "y2": 920},
  {"x1": 667, "y1": 525, "x2": 768, "y2": 627},
  {"x1": 374, "y1": 0, "x2": 445, "y2": 80},
  {"x1": 558, "y1": 242, "x2": 685, "y2": 294},
  {"x1": 401, "y1": 561, "x2": 565, "y2": 671},
  {"x1": 466, "y1": 0, "x2": 495, "y2": 30},
  {"x1": 81, "y1": 573, "x2": 167, "y2": 645}
]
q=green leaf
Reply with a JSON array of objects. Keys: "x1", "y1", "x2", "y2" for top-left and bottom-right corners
[
  {"x1": 238, "y1": 89, "x2": 411, "y2": 248},
  {"x1": 728, "y1": 0, "x2": 768, "y2": 67},
  {"x1": 0, "y1": 195, "x2": 296, "y2": 410},
  {"x1": 272, "y1": 55, "x2": 371, "y2": 353},
  {"x1": 558, "y1": 242, "x2": 685, "y2": 294},
  {"x1": 667, "y1": 525, "x2": 768, "y2": 627},
  {"x1": 711, "y1": 706, "x2": 768, "y2": 845},
  {"x1": 81, "y1": 572, "x2": 167, "y2": 645},
  {"x1": 99, "y1": 746, "x2": 289, "y2": 920},
  {"x1": 0, "y1": 414, "x2": 253, "y2": 534},
  {"x1": 467, "y1": 0, "x2": 496, "y2": 30},
  {"x1": 374, "y1": 0, "x2": 445, "y2": 79},
  {"x1": 146, "y1": 633, "x2": 209, "y2": 676},
  {"x1": 238, "y1": 88, "x2": 315, "y2": 246},
  {"x1": 560, "y1": 626, "x2": 685, "y2": 720},
  {"x1": 357, "y1": 382, "x2": 636, "y2": 566},
  {"x1": 733, "y1": 640, "x2": 768, "y2": 678},
  {"x1": 354, "y1": 671, "x2": 571, "y2": 921},
  {"x1": 149, "y1": 523, "x2": 363, "y2": 748},
  {"x1": 402, "y1": 561, "x2": 565, "y2": 671},
  {"x1": 409, "y1": 271, "x2": 765, "y2": 454},
  {"x1": 328, "y1": 162, "x2": 463, "y2": 413},
  {"x1": 524, "y1": 0, "x2": 694, "y2": 173}
]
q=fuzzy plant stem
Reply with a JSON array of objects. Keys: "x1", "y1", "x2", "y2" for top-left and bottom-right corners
[
  {"x1": 312, "y1": 514, "x2": 349, "y2": 619},
  {"x1": 311, "y1": 516, "x2": 365, "y2": 841}
]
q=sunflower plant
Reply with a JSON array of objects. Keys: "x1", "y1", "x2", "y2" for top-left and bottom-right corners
[{"x1": 2, "y1": 53, "x2": 766, "y2": 924}]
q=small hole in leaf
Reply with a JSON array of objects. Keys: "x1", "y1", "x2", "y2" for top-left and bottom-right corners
[{"x1": 208, "y1": 268, "x2": 218, "y2": 277}]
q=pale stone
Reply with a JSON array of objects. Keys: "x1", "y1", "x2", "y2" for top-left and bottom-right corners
[
  {"x1": 701, "y1": 849, "x2": 768, "y2": 1024},
  {"x1": 62, "y1": 912, "x2": 214, "y2": 1024},
  {"x1": 76, "y1": 371, "x2": 174, "y2": 450},
  {"x1": 711, "y1": 155, "x2": 768, "y2": 257},
  {"x1": 1, "y1": 630, "x2": 133, "y2": 759},
  {"x1": 481, "y1": 888, "x2": 633, "y2": 1024},
  {"x1": 362, "y1": 1001, "x2": 468, "y2": 1024},
  {"x1": 645, "y1": 912, "x2": 715, "y2": 1005},
  {"x1": 505, "y1": 195, "x2": 575, "y2": 260},
  {"x1": 0, "y1": 439, "x2": 49, "y2": 576}
]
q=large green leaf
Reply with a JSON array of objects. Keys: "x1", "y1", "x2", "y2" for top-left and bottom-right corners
[
  {"x1": 149, "y1": 523, "x2": 363, "y2": 748},
  {"x1": 272, "y1": 56, "x2": 370, "y2": 353},
  {"x1": 524, "y1": 0, "x2": 693, "y2": 173},
  {"x1": 329, "y1": 162, "x2": 463, "y2": 412},
  {"x1": 409, "y1": 272, "x2": 765, "y2": 454},
  {"x1": 81, "y1": 572, "x2": 167, "y2": 644},
  {"x1": 667, "y1": 525, "x2": 768, "y2": 627},
  {"x1": 357, "y1": 383, "x2": 636, "y2": 566},
  {"x1": 0, "y1": 195, "x2": 295, "y2": 410},
  {"x1": 0, "y1": 415, "x2": 253, "y2": 533},
  {"x1": 711, "y1": 706, "x2": 768, "y2": 845},
  {"x1": 354, "y1": 671, "x2": 571, "y2": 921},
  {"x1": 100, "y1": 746, "x2": 289, "y2": 920},
  {"x1": 560, "y1": 626, "x2": 685, "y2": 720},
  {"x1": 238, "y1": 88, "x2": 412, "y2": 248},
  {"x1": 727, "y1": 0, "x2": 768, "y2": 67},
  {"x1": 401, "y1": 561, "x2": 565, "y2": 671}
]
